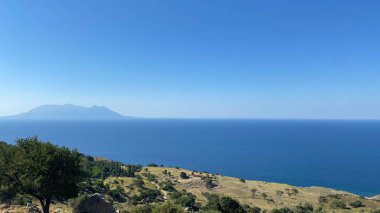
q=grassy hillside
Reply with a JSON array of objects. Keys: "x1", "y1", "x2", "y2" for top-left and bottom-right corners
[
  {"x1": 142, "y1": 166, "x2": 380, "y2": 212},
  {"x1": 2, "y1": 158, "x2": 380, "y2": 213}
]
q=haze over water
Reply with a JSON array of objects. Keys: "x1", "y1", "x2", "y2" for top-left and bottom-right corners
[{"x1": 1, "y1": 119, "x2": 379, "y2": 196}]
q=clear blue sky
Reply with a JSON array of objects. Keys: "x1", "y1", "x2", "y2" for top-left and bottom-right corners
[{"x1": 0, "y1": 0, "x2": 379, "y2": 119}]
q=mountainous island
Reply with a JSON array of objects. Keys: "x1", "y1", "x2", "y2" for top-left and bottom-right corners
[{"x1": 0, "y1": 104, "x2": 133, "y2": 120}]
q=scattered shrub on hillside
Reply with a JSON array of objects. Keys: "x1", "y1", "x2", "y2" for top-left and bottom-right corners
[
  {"x1": 326, "y1": 194, "x2": 341, "y2": 199},
  {"x1": 147, "y1": 164, "x2": 158, "y2": 167},
  {"x1": 294, "y1": 203, "x2": 313, "y2": 213},
  {"x1": 138, "y1": 188, "x2": 163, "y2": 203},
  {"x1": 152, "y1": 202, "x2": 185, "y2": 213},
  {"x1": 371, "y1": 210, "x2": 380, "y2": 213},
  {"x1": 81, "y1": 155, "x2": 142, "y2": 179},
  {"x1": 318, "y1": 196, "x2": 328, "y2": 204},
  {"x1": 251, "y1": 188, "x2": 258, "y2": 197},
  {"x1": 261, "y1": 193, "x2": 268, "y2": 199},
  {"x1": 169, "y1": 190, "x2": 197, "y2": 209},
  {"x1": 330, "y1": 200, "x2": 347, "y2": 209},
  {"x1": 202, "y1": 176, "x2": 217, "y2": 189},
  {"x1": 276, "y1": 190, "x2": 284, "y2": 196},
  {"x1": 349, "y1": 200, "x2": 363, "y2": 208},
  {"x1": 180, "y1": 172, "x2": 189, "y2": 179},
  {"x1": 239, "y1": 178, "x2": 246, "y2": 183},
  {"x1": 142, "y1": 172, "x2": 158, "y2": 182},
  {"x1": 130, "y1": 204, "x2": 153, "y2": 213},
  {"x1": 162, "y1": 170, "x2": 168, "y2": 175},
  {"x1": 285, "y1": 188, "x2": 299, "y2": 197},
  {"x1": 133, "y1": 179, "x2": 145, "y2": 188},
  {"x1": 107, "y1": 185, "x2": 126, "y2": 202},
  {"x1": 203, "y1": 192, "x2": 246, "y2": 213},
  {"x1": 271, "y1": 207, "x2": 294, "y2": 213},
  {"x1": 242, "y1": 204, "x2": 261, "y2": 213},
  {"x1": 161, "y1": 181, "x2": 176, "y2": 192}
]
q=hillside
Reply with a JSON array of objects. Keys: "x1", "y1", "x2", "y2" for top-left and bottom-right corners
[
  {"x1": 3, "y1": 157, "x2": 380, "y2": 213},
  {"x1": 1, "y1": 104, "x2": 132, "y2": 120}
]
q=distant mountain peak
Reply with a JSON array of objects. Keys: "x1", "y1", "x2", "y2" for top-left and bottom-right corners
[{"x1": 1, "y1": 104, "x2": 133, "y2": 120}]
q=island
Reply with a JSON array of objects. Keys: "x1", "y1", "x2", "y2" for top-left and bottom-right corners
[{"x1": 0, "y1": 104, "x2": 134, "y2": 120}]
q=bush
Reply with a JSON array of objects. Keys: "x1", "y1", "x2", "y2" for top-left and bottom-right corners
[
  {"x1": 180, "y1": 172, "x2": 189, "y2": 179},
  {"x1": 203, "y1": 193, "x2": 246, "y2": 213},
  {"x1": 271, "y1": 207, "x2": 293, "y2": 213},
  {"x1": 202, "y1": 176, "x2": 217, "y2": 189},
  {"x1": 139, "y1": 188, "x2": 163, "y2": 203},
  {"x1": 131, "y1": 205, "x2": 153, "y2": 213},
  {"x1": 133, "y1": 179, "x2": 145, "y2": 188},
  {"x1": 318, "y1": 196, "x2": 328, "y2": 204},
  {"x1": 107, "y1": 185, "x2": 126, "y2": 202},
  {"x1": 330, "y1": 200, "x2": 347, "y2": 209},
  {"x1": 245, "y1": 205, "x2": 261, "y2": 213},
  {"x1": 294, "y1": 202, "x2": 313, "y2": 213},
  {"x1": 349, "y1": 200, "x2": 363, "y2": 208},
  {"x1": 143, "y1": 172, "x2": 158, "y2": 182},
  {"x1": 169, "y1": 190, "x2": 196, "y2": 209},
  {"x1": 152, "y1": 202, "x2": 185, "y2": 213},
  {"x1": 161, "y1": 181, "x2": 176, "y2": 192}
]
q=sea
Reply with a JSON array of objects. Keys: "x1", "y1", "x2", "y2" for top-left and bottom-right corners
[{"x1": 0, "y1": 119, "x2": 379, "y2": 196}]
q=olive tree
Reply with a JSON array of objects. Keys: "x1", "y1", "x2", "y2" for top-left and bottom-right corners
[{"x1": 0, "y1": 137, "x2": 83, "y2": 213}]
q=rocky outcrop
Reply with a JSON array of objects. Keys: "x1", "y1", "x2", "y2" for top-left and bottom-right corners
[
  {"x1": 72, "y1": 193, "x2": 116, "y2": 213},
  {"x1": 369, "y1": 194, "x2": 380, "y2": 201}
]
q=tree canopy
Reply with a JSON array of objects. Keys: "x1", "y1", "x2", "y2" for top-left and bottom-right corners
[{"x1": 0, "y1": 137, "x2": 83, "y2": 213}]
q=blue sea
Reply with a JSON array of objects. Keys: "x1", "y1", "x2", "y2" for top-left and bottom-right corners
[{"x1": 0, "y1": 119, "x2": 379, "y2": 196}]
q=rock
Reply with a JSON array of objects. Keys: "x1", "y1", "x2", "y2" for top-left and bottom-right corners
[
  {"x1": 54, "y1": 208, "x2": 63, "y2": 213},
  {"x1": 28, "y1": 206, "x2": 42, "y2": 213},
  {"x1": 27, "y1": 202, "x2": 33, "y2": 207},
  {"x1": 0, "y1": 203, "x2": 10, "y2": 209},
  {"x1": 72, "y1": 193, "x2": 116, "y2": 213}
]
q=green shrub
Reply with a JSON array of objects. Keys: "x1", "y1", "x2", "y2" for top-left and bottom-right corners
[
  {"x1": 330, "y1": 200, "x2": 347, "y2": 209},
  {"x1": 203, "y1": 192, "x2": 246, "y2": 213},
  {"x1": 169, "y1": 190, "x2": 196, "y2": 209},
  {"x1": 349, "y1": 200, "x2": 363, "y2": 208},
  {"x1": 180, "y1": 172, "x2": 189, "y2": 179},
  {"x1": 294, "y1": 202, "x2": 313, "y2": 213},
  {"x1": 271, "y1": 207, "x2": 293, "y2": 213},
  {"x1": 161, "y1": 181, "x2": 176, "y2": 192},
  {"x1": 152, "y1": 202, "x2": 185, "y2": 213},
  {"x1": 131, "y1": 205, "x2": 153, "y2": 213},
  {"x1": 318, "y1": 196, "x2": 328, "y2": 204}
]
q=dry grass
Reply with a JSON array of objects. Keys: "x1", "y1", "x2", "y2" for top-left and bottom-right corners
[
  {"x1": 146, "y1": 166, "x2": 380, "y2": 212},
  {"x1": 3, "y1": 166, "x2": 380, "y2": 212}
]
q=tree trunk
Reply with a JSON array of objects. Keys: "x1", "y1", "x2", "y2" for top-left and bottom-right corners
[
  {"x1": 40, "y1": 199, "x2": 51, "y2": 213},
  {"x1": 42, "y1": 202, "x2": 50, "y2": 213}
]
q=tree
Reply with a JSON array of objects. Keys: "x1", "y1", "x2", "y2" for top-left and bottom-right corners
[
  {"x1": 180, "y1": 172, "x2": 189, "y2": 179},
  {"x1": 203, "y1": 192, "x2": 246, "y2": 213},
  {"x1": 0, "y1": 137, "x2": 83, "y2": 213}
]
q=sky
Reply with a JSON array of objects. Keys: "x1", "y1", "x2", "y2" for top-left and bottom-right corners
[{"x1": 0, "y1": 0, "x2": 379, "y2": 119}]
